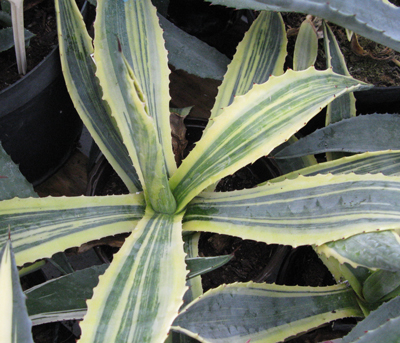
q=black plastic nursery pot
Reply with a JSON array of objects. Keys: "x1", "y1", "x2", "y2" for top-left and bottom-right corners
[
  {"x1": 0, "y1": 12, "x2": 85, "y2": 186},
  {"x1": 354, "y1": 86, "x2": 400, "y2": 115},
  {"x1": 0, "y1": 48, "x2": 83, "y2": 186}
]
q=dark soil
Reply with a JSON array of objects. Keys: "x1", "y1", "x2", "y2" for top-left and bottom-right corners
[
  {"x1": 0, "y1": 0, "x2": 59, "y2": 91},
  {"x1": 282, "y1": 10, "x2": 400, "y2": 88}
]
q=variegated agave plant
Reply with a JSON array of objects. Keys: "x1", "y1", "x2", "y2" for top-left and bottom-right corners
[{"x1": 2, "y1": 0, "x2": 400, "y2": 342}]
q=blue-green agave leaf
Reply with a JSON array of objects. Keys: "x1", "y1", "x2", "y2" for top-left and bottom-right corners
[{"x1": 275, "y1": 114, "x2": 400, "y2": 158}]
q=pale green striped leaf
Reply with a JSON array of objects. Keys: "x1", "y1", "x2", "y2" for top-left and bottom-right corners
[
  {"x1": 172, "y1": 282, "x2": 362, "y2": 343},
  {"x1": 209, "y1": 11, "x2": 286, "y2": 121},
  {"x1": 207, "y1": 0, "x2": 400, "y2": 53},
  {"x1": 107, "y1": 45, "x2": 176, "y2": 213},
  {"x1": 317, "y1": 231, "x2": 400, "y2": 272},
  {"x1": 276, "y1": 114, "x2": 400, "y2": 159},
  {"x1": 93, "y1": 0, "x2": 176, "y2": 178},
  {"x1": 183, "y1": 174, "x2": 400, "y2": 246},
  {"x1": 79, "y1": 211, "x2": 187, "y2": 343},
  {"x1": 274, "y1": 151, "x2": 400, "y2": 276},
  {"x1": 93, "y1": 0, "x2": 176, "y2": 213},
  {"x1": 293, "y1": 17, "x2": 318, "y2": 71},
  {"x1": 323, "y1": 21, "x2": 356, "y2": 161},
  {"x1": 0, "y1": 143, "x2": 36, "y2": 200},
  {"x1": 0, "y1": 194, "x2": 145, "y2": 266},
  {"x1": 323, "y1": 21, "x2": 356, "y2": 126},
  {"x1": 341, "y1": 296, "x2": 400, "y2": 343},
  {"x1": 363, "y1": 269, "x2": 400, "y2": 303},
  {"x1": 55, "y1": 0, "x2": 140, "y2": 193},
  {"x1": 0, "y1": 239, "x2": 34, "y2": 343},
  {"x1": 26, "y1": 265, "x2": 107, "y2": 325},
  {"x1": 170, "y1": 68, "x2": 369, "y2": 212}
]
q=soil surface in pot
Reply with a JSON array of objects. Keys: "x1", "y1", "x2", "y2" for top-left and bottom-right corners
[
  {"x1": 0, "y1": 0, "x2": 84, "y2": 91},
  {"x1": 0, "y1": 0, "x2": 58, "y2": 90},
  {"x1": 281, "y1": 0, "x2": 400, "y2": 87}
]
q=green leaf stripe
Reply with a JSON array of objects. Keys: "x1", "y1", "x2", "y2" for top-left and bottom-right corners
[
  {"x1": 56, "y1": 0, "x2": 141, "y2": 193},
  {"x1": 79, "y1": 212, "x2": 187, "y2": 343},
  {"x1": 172, "y1": 282, "x2": 362, "y2": 343},
  {"x1": 170, "y1": 68, "x2": 368, "y2": 212},
  {"x1": 0, "y1": 194, "x2": 145, "y2": 265},
  {"x1": 183, "y1": 174, "x2": 400, "y2": 246}
]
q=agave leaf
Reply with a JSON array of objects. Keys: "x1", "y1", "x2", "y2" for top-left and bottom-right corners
[
  {"x1": 341, "y1": 296, "x2": 400, "y2": 343},
  {"x1": 0, "y1": 143, "x2": 36, "y2": 200},
  {"x1": 183, "y1": 232, "x2": 203, "y2": 302},
  {"x1": 25, "y1": 254, "x2": 226, "y2": 326},
  {"x1": 362, "y1": 269, "x2": 400, "y2": 303},
  {"x1": 186, "y1": 255, "x2": 233, "y2": 280},
  {"x1": 0, "y1": 239, "x2": 34, "y2": 343},
  {"x1": 26, "y1": 264, "x2": 107, "y2": 325},
  {"x1": 270, "y1": 136, "x2": 317, "y2": 175},
  {"x1": 159, "y1": 15, "x2": 229, "y2": 81},
  {"x1": 323, "y1": 21, "x2": 356, "y2": 126},
  {"x1": 0, "y1": 194, "x2": 145, "y2": 266},
  {"x1": 172, "y1": 282, "x2": 362, "y2": 343},
  {"x1": 183, "y1": 174, "x2": 400, "y2": 246},
  {"x1": 317, "y1": 231, "x2": 400, "y2": 272},
  {"x1": 318, "y1": 254, "x2": 372, "y2": 300},
  {"x1": 273, "y1": 151, "x2": 400, "y2": 278},
  {"x1": 209, "y1": 11, "x2": 286, "y2": 122},
  {"x1": 323, "y1": 21, "x2": 356, "y2": 162},
  {"x1": 206, "y1": 0, "x2": 400, "y2": 53},
  {"x1": 0, "y1": 27, "x2": 34, "y2": 53},
  {"x1": 269, "y1": 150, "x2": 400, "y2": 182},
  {"x1": 170, "y1": 68, "x2": 369, "y2": 212},
  {"x1": 93, "y1": 0, "x2": 176, "y2": 178},
  {"x1": 108, "y1": 43, "x2": 176, "y2": 213},
  {"x1": 79, "y1": 211, "x2": 187, "y2": 343},
  {"x1": 93, "y1": 0, "x2": 176, "y2": 213},
  {"x1": 275, "y1": 114, "x2": 400, "y2": 159},
  {"x1": 55, "y1": 0, "x2": 141, "y2": 193},
  {"x1": 293, "y1": 17, "x2": 318, "y2": 71}
]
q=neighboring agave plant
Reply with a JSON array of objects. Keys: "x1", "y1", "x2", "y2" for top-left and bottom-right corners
[{"x1": 1, "y1": 0, "x2": 400, "y2": 342}]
